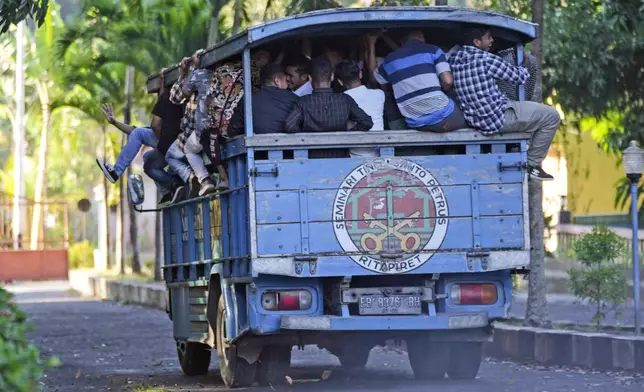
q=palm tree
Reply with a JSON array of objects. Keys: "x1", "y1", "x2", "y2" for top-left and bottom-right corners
[{"x1": 0, "y1": 0, "x2": 49, "y2": 34}]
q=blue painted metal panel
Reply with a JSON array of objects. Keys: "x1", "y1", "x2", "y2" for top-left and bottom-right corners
[
  {"x1": 255, "y1": 251, "x2": 527, "y2": 277},
  {"x1": 256, "y1": 216, "x2": 523, "y2": 255},
  {"x1": 163, "y1": 210, "x2": 173, "y2": 283},
  {"x1": 236, "y1": 157, "x2": 249, "y2": 276},
  {"x1": 254, "y1": 154, "x2": 524, "y2": 191},
  {"x1": 186, "y1": 203, "x2": 197, "y2": 281},
  {"x1": 172, "y1": 208, "x2": 185, "y2": 281},
  {"x1": 255, "y1": 186, "x2": 475, "y2": 224},
  {"x1": 479, "y1": 183, "x2": 523, "y2": 216}
]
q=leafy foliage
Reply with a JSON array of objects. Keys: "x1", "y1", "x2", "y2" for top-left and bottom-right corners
[
  {"x1": 0, "y1": 0, "x2": 49, "y2": 34},
  {"x1": 68, "y1": 240, "x2": 96, "y2": 269},
  {"x1": 569, "y1": 226, "x2": 629, "y2": 328},
  {"x1": 0, "y1": 286, "x2": 51, "y2": 392}
]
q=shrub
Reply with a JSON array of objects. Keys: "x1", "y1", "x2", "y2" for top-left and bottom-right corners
[
  {"x1": 569, "y1": 226, "x2": 629, "y2": 328},
  {"x1": 0, "y1": 286, "x2": 45, "y2": 391},
  {"x1": 68, "y1": 240, "x2": 96, "y2": 269}
]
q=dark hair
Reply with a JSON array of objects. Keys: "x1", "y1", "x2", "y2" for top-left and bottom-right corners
[
  {"x1": 334, "y1": 60, "x2": 361, "y2": 86},
  {"x1": 463, "y1": 25, "x2": 490, "y2": 46},
  {"x1": 285, "y1": 54, "x2": 312, "y2": 77},
  {"x1": 310, "y1": 56, "x2": 333, "y2": 84},
  {"x1": 260, "y1": 64, "x2": 286, "y2": 86}
]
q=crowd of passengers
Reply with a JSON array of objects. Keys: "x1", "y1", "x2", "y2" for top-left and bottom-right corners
[{"x1": 95, "y1": 25, "x2": 560, "y2": 207}]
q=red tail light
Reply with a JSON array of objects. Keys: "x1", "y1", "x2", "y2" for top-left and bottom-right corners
[
  {"x1": 451, "y1": 283, "x2": 498, "y2": 305},
  {"x1": 261, "y1": 290, "x2": 312, "y2": 311}
]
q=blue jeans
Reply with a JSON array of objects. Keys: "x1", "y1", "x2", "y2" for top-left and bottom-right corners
[
  {"x1": 165, "y1": 139, "x2": 193, "y2": 183},
  {"x1": 114, "y1": 127, "x2": 157, "y2": 177},
  {"x1": 143, "y1": 149, "x2": 178, "y2": 196}
]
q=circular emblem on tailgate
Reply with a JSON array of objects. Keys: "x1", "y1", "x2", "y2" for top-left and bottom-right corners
[{"x1": 332, "y1": 158, "x2": 449, "y2": 274}]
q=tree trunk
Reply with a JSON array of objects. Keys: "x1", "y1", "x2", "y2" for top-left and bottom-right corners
[
  {"x1": 102, "y1": 125, "x2": 111, "y2": 269},
  {"x1": 207, "y1": 2, "x2": 222, "y2": 46},
  {"x1": 30, "y1": 85, "x2": 50, "y2": 250},
  {"x1": 154, "y1": 210, "x2": 162, "y2": 281},
  {"x1": 524, "y1": 182, "x2": 551, "y2": 327},
  {"x1": 232, "y1": 0, "x2": 243, "y2": 34},
  {"x1": 531, "y1": 0, "x2": 544, "y2": 100},
  {"x1": 435, "y1": 0, "x2": 449, "y2": 5},
  {"x1": 523, "y1": 0, "x2": 550, "y2": 328},
  {"x1": 124, "y1": 66, "x2": 141, "y2": 274},
  {"x1": 116, "y1": 175, "x2": 124, "y2": 274}
]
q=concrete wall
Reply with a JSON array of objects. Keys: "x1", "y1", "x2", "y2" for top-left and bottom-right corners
[{"x1": 0, "y1": 248, "x2": 68, "y2": 282}]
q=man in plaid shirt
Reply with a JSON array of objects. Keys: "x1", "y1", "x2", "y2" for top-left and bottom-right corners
[{"x1": 449, "y1": 26, "x2": 560, "y2": 181}]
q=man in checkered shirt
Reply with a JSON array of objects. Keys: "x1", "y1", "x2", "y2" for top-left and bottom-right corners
[{"x1": 449, "y1": 26, "x2": 560, "y2": 181}]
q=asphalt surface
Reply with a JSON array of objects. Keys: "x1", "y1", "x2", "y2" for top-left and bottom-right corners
[{"x1": 8, "y1": 282, "x2": 644, "y2": 392}]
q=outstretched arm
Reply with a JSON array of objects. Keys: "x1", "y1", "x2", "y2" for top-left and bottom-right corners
[{"x1": 101, "y1": 104, "x2": 135, "y2": 135}]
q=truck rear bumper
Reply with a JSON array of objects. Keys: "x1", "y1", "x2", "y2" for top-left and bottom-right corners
[{"x1": 280, "y1": 312, "x2": 488, "y2": 331}]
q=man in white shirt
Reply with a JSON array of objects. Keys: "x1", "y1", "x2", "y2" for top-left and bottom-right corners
[
  {"x1": 335, "y1": 59, "x2": 385, "y2": 157},
  {"x1": 285, "y1": 55, "x2": 313, "y2": 97}
]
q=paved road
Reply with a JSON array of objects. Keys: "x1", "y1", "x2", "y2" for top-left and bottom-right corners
[{"x1": 8, "y1": 282, "x2": 644, "y2": 392}]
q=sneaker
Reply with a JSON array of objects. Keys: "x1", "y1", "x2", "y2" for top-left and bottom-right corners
[
  {"x1": 171, "y1": 185, "x2": 186, "y2": 204},
  {"x1": 157, "y1": 192, "x2": 173, "y2": 207},
  {"x1": 198, "y1": 179, "x2": 216, "y2": 196},
  {"x1": 188, "y1": 174, "x2": 200, "y2": 199},
  {"x1": 96, "y1": 158, "x2": 119, "y2": 184},
  {"x1": 528, "y1": 165, "x2": 554, "y2": 181},
  {"x1": 216, "y1": 180, "x2": 229, "y2": 190}
]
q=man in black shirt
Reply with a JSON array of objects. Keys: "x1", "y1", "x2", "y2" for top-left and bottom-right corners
[
  {"x1": 144, "y1": 76, "x2": 187, "y2": 205},
  {"x1": 229, "y1": 64, "x2": 299, "y2": 136},
  {"x1": 284, "y1": 56, "x2": 372, "y2": 133}
]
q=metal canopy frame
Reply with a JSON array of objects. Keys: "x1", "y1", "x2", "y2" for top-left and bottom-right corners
[{"x1": 146, "y1": 6, "x2": 537, "y2": 93}]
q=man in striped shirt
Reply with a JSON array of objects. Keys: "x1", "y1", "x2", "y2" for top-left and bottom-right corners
[{"x1": 371, "y1": 29, "x2": 466, "y2": 132}]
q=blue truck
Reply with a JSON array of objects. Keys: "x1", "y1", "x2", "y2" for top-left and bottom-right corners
[{"x1": 130, "y1": 6, "x2": 535, "y2": 387}]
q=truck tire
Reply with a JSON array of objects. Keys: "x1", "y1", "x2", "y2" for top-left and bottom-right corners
[
  {"x1": 256, "y1": 345, "x2": 292, "y2": 386},
  {"x1": 446, "y1": 342, "x2": 482, "y2": 380},
  {"x1": 176, "y1": 340, "x2": 211, "y2": 376},
  {"x1": 407, "y1": 340, "x2": 449, "y2": 380},
  {"x1": 335, "y1": 345, "x2": 371, "y2": 368},
  {"x1": 216, "y1": 296, "x2": 257, "y2": 387}
]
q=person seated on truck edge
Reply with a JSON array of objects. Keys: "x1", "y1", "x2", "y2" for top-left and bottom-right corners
[
  {"x1": 369, "y1": 28, "x2": 466, "y2": 133},
  {"x1": 228, "y1": 64, "x2": 299, "y2": 136},
  {"x1": 334, "y1": 59, "x2": 385, "y2": 157},
  {"x1": 447, "y1": 44, "x2": 541, "y2": 102},
  {"x1": 448, "y1": 26, "x2": 560, "y2": 181},
  {"x1": 284, "y1": 56, "x2": 373, "y2": 134},
  {"x1": 178, "y1": 50, "x2": 219, "y2": 197},
  {"x1": 144, "y1": 69, "x2": 188, "y2": 206},
  {"x1": 285, "y1": 55, "x2": 313, "y2": 97},
  {"x1": 167, "y1": 52, "x2": 212, "y2": 200},
  {"x1": 202, "y1": 48, "x2": 269, "y2": 188},
  {"x1": 95, "y1": 74, "x2": 185, "y2": 206}
]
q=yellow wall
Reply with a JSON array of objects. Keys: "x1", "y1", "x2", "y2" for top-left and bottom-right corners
[{"x1": 562, "y1": 130, "x2": 625, "y2": 215}]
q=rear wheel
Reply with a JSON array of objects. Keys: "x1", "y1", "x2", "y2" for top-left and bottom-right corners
[
  {"x1": 216, "y1": 297, "x2": 257, "y2": 387},
  {"x1": 407, "y1": 338, "x2": 449, "y2": 380},
  {"x1": 176, "y1": 340, "x2": 211, "y2": 376},
  {"x1": 446, "y1": 342, "x2": 483, "y2": 380},
  {"x1": 256, "y1": 345, "x2": 292, "y2": 386}
]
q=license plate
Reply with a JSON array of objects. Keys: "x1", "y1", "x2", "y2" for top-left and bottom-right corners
[{"x1": 358, "y1": 295, "x2": 422, "y2": 315}]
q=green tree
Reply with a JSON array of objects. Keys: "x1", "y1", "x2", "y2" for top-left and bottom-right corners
[
  {"x1": 0, "y1": 0, "x2": 48, "y2": 34},
  {"x1": 569, "y1": 226, "x2": 629, "y2": 328}
]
